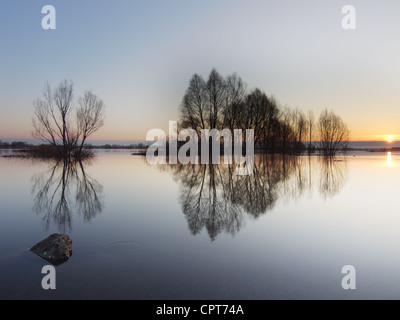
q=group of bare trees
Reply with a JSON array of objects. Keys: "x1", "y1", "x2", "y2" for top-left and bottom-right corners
[
  {"x1": 32, "y1": 80, "x2": 105, "y2": 158},
  {"x1": 179, "y1": 69, "x2": 350, "y2": 155},
  {"x1": 32, "y1": 73, "x2": 348, "y2": 158}
]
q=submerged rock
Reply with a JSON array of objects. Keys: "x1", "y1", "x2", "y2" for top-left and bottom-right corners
[{"x1": 30, "y1": 234, "x2": 72, "y2": 266}]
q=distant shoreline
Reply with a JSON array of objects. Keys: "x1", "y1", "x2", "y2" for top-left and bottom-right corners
[
  {"x1": 1, "y1": 139, "x2": 400, "y2": 157},
  {"x1": 1, "y1": 144, "x2": 399, "y2": 158},
  {"x1": 1, "y1": 139, "x2": 400, "y2": 148}
]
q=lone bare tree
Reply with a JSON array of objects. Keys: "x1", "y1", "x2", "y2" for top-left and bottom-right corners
[
  {"x1": 318, "y1": 109, "x2": 350, "y2": 156},
  {"x1": 32, "y1": 80, "x2": 105, "y2": 158}
]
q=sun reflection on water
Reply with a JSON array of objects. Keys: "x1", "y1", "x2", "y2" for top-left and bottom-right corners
[{"x1": 387, "y1": 151, "x2": 392, "y2": 166}]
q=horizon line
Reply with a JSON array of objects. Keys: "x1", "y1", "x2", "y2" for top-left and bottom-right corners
[{"x1": 1, "y1": 137, "x2": 399, "y2": 144}]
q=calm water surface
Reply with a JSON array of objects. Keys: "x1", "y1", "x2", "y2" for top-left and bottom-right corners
[{"x1": 1, "y1": 150, "x2": 400, "y2": 299}]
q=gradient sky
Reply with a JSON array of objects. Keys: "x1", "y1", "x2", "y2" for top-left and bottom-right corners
[{"x1": 1, "y1": 0, "x2": 400, "y2": 142}]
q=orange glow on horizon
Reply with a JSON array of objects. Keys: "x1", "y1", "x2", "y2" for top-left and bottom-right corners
[
  {"x1": 353, "y1": 134, "x2": 400, "y2": 142},
  {"x1": 382, "y1": 135, "x2": 398, "y2": 143},
  {"x1": 2, "y1": 128, "x2": 400, "y2": 143},
  {"x1": 386, "y1": 135, "x2": 395, "y2": 143}
]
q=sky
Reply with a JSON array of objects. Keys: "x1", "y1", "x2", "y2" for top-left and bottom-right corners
[{"x1": 1, "y1": 0, "x2": 400, "y2": 142}]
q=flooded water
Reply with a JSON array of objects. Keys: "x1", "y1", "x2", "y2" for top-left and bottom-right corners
[{"x1": 1, "y1": 150, "x2": 400, "y2": 299}]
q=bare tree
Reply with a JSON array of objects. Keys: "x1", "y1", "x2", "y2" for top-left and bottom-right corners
[
  {"x1": 307, "y1": 110, "x2": 314, "y2": 153},
  {"x1": 243, "y1": 88, "x2": 271, "y2": 145},
  {"x1": 279, "y1": 107, "x2": 295, "y2": 153},
  {"x1": 263, "y1": 95, "x2": 280, "y2": 152},
  {"x1": 32, "y1": 80, "x2": 105, "y2": 158},
  {"x1": 179, "y1": 74, "x2": 207, "y2": 137},
  {"x1": 206, "y1": 68, "x2": 225, "y2": 129},
  {"x1": 77, "y1": 91, "x2": 105, "y2": 154},
  {"x1": 180, "y1": 70, "x2": 246, "y2": 137},
  {"x1": 291, "y1": 108, "x2": 308, "y2": 153},
  {"x1": 318, "y1": 109, "x2": 350, "y2": 156},
  {"x1": 33, "y1": 80, "x2": 75, "y2": 156},
  {"x1": 223, "y1": 73, "x2": 246, "y2": 134}
]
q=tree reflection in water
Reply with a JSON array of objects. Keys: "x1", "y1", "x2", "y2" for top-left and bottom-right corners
[
  {"x1": 31, "y1": 158, "x2": 104, "y2": 232},
  {"x1": 161, "y1": 155, "x2": 348, "y2": 240},
  {"x1": 318, "y1": 158, "x2": 348, "y2": 200}
]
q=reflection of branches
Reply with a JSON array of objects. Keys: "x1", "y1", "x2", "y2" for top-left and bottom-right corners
[
  {"x1": 31, "y1": 159, "x2": 103, "y2": 232},
  {"x1": 233, "y1": 157, "x2": 280, "y2": 218},
  {"x1": 281, "y1": 156, "x2": 311, "y2": 201},
  {"x1": 318, "y1": 157, "x2": 348, "y2": 200},
  {"x1": 174, "y1": 163, "x2": 243, "y2": 241},
  {"x1": 76, "y1": 161, "x2": 103, "y2": 222},
  {"x1": 162, "y1": 154, "x2": 348, "y2": 240},
  {"x1": 162, "y1": 155, "x2": 322, "y2": 240}
]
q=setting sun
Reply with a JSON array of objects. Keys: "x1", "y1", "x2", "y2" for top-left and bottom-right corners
[{"x1": 386, "y1": 135, "x2": 394, "y2": 143}]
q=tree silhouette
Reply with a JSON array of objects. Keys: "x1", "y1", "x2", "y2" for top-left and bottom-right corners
[
  {"x1": 179, "y1": 74, "x2": 208, "y2": 137},
  {"x1": 178, "y1": 69, "x2": 350, "y2": 155},
  {"x1": 32, "y1": 80, "x2": 105, "y2": 158},
  {"x1": 223, "y1": 73, "x2": 246, "y2": 135},
  {"x1": 318, "y1": 109, "x2": 350, "y2": 156},
  {"x1": 206, "y1": 68, "x2": 225, "y2": 130},
  {"x1": 77, "y1": 91, "x2": 105, "y2": 154}
]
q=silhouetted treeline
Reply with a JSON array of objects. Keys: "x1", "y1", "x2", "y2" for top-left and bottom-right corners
[
  {"x1": 85, "y1": 142, "x2": 149, "y2": 150},
  {"x1": 179, "y1": 69, "x2": 349, "y2": 155},
  {"x1": 0, "y1": 140, "x2": 32, "y2": 149},
  {"x1": 0, "y1": 140, "x2": 150, "y2": 158}
]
